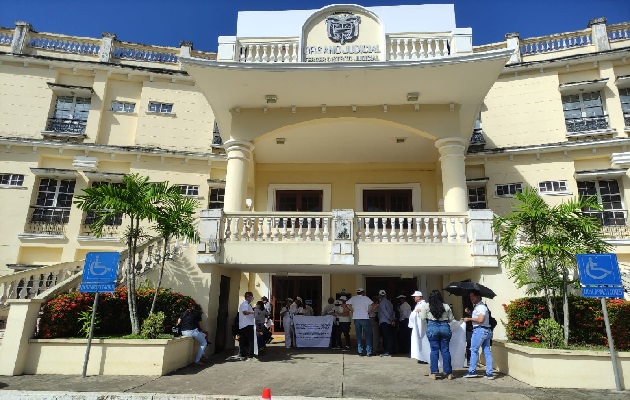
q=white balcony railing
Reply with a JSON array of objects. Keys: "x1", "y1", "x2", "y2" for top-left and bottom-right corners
[
  {"x1": 520, "y1": 28, "x2": 592, "y2": 55},
  {"x1": 236, "y1": 41, "x2": 300, "y2": 63},
  {"x1": 224, "y1": 212, "x2": 332, "y2": 241},
  {"x1": 27, "y1": 32, "x2": 101, "y2": 56},
  {"x1": 387, "y1": 37, "x2": 450, "y2": 60},
  {"x1": 355, "y1": 212, "x2": 468, "y2": 243},
  {"x1": 608, "y1": 22, "x2": 630, "y2": 42}
]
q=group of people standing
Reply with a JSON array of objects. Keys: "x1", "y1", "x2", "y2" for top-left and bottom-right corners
[
  {"x1": 236, "y1": 292, "x2": 274, "y2": 360},
  {"x1": 335, "y1": 287, "x2": 495, "y2": 380},
  {"x1": 279, "y1": 296, "x2": 318, "y2": 348}
]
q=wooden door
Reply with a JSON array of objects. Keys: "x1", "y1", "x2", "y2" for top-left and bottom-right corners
[
  {"x1": 271, "y1": 275, "x2": 322, "y2": 332},
  {"x1": 214, "y1": 275, "x2": 231, "y2": 352}
]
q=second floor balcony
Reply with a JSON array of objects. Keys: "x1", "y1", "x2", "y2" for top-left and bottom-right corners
[
  {"x1": 20, "y1": 206, "x2": 70, "y2": 237},
  {"x1": 565, "y1": 115, "x2": 610, "y2": 134},
  {"x1": 43, "y1": 117, "x2": 88, "y2": 138},
  {"x1": 197, "y1": 209, "x2": 499, "y2": 272}
]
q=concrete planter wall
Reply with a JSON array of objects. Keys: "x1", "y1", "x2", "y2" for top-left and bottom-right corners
[
  {"x1": 493, "y1": 340, "x2": 630, "y2": 390},
  {"x1": 24, "y1": 336, "x2": 195, "y2": 376}
]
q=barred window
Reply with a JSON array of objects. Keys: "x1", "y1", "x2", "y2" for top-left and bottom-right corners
[
  {"x1": 468, "y1": 187, "x2": 487, "y2": 209},
  {"x1": 148, "y1": 102, "x2": 173, "y2": 114},
  {"x1": 177, "y1": 184, "x2": 199, "y2": 196},
  {"x1": 209, "y1": 188, "x2": 225, "y2": 209},
  {"x1": 111, "y1": 101, "x2": 136, "y2": 113},
  {"x1": 84, "y1": 181, "x2": 124, "y2": 226},
  {"x1": 54, "y1": 96, "x2": 91, "y2": 121},
  {"x1": 577, "y1": 180, "x2": 626, "y2": 226},
  {"x1": 495, "y1": 183, "x2": 523, "y2": 197},
  {"x1": 0, "y1": 174, "x2": 24, "y2": 187},
  {"x1": 538, "y1": 180, "x2": 568, "y2": 194}
]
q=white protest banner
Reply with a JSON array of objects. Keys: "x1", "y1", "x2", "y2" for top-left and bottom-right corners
[{"x1": 293, "y1": 315, "x2": 334, "y2": 348}]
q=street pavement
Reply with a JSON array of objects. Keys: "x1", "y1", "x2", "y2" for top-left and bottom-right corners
[{"x1": 0, "y1": 342, "x2": 627, "y2": 399}]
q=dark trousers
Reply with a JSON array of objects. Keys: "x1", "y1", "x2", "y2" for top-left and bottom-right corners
[
  {"x1": 337, "y1": 321, "x2": 351, "y2": 348},
  {"x1": 398, "y1": 319, "x2": 410, "y2": 354},
  {"x1": 239, "y1": 325, "x2": 255, "y2": 357},
  {"x1": 330, "y1": 324, "x2": 339, "y2": 347},
  {"x1": 380, "y1": 322, "x2": 395, "y2": 354}
]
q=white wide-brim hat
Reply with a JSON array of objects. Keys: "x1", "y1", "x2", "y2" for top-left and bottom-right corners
[
  {"x1": 396, "y1": 295, "x2": 406, "y2": 299},
  {"x1": 411, "y1": 291, "x2": 423, "y2": 297},
  {"x1": 339, "y1": 296, "x2": 348, "y2": 301}
]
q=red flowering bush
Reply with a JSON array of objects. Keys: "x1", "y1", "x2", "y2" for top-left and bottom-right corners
[
  {"x1": 38, "y1": 287, "x2": 196, "y2": 338},
  {"x1": 504, "y1": 296, "x2": 630, "y2": 350}
]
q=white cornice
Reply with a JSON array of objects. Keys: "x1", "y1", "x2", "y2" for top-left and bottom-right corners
[
  {"x1": 0, "y1": 136, "x2": 226, "y2": 162},
  {"x1": 180, "y1": 48, "x2": 514, "y2": 72},
  {"x1": 468, "y1": 138, "x2": 630, "y2": 158},
  {"x1": 611, "y1": 152, "x2": 630, "y2": 168}
]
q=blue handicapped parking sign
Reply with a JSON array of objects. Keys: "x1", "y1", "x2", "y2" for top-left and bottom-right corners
[{"x1": 576, "y1": 254, "x2": 622, "y2": 286}]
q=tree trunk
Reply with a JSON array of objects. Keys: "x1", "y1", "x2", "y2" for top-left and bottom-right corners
[
  {"x1": 128, "y1": 217, "x2": 140, "y2": 335},
  {"x1": 540, "y1": 259, "x2": 555, "y2": 320},
  {"x1": 125, "y1": 217, "x2": 138, "y2": 335},
  {"x1": 149, "y1": 237, "x2": 169, "y2": 315},
  {"x1": 562, "y1": 269, "x2": 570, "y2": 347}
]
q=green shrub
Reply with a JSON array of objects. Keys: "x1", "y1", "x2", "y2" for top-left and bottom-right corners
[
  {"x1": 38, "y1": 287, "x2": 196, "y2": 338},
  {"x1": 77, "y1": 306, "x2": 100, "y2": 338},
  {"x1": 504, "y1": 296, "x2": 630, "y2": 350},
  {"x1": 141, "y1": 312, "x2": 166, "y2": 339},
  {"x1": 536, "y1": 318, "x2": 563, "y2": 348}
]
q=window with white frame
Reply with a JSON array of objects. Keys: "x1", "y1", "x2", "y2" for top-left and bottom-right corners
[
  {"x1": 538, "y1": 180, "x2": 569, "y2": 194},
  {"x1": 32, "y1": 178, "x2": 76, "y2": 223},
  {"x1": 577, "y1": 180, "x2": 626, "y2": 226},
  {"x1": 178, "y1": 184, "x2": 199, "y2": 197},
  {"x1": 47, "y1": 96, "x2": 91, "y2": 134},
  {"x1": 495, "y1": 183, "x2": 523, "y2": 197},
  {"x1": 620, "y1": 88, "x2": 630, "y2": 126},
  {"x1": 468, "y1": 187, "x2": 487, "y2": 209},
  {"x1": 111, "y1": 101, "x2": 136, "y2": 113},
  {"x1": 0, "y1": 174, "x2": 24, "y2": 187},
  {"x1": 148, "y1": 102, "x2": 173, "y2": 114},
  {"x1": 209, "y1": 188, "x2": 225, "y2": 209},
  {"x1": 561, "y1": 91, "x2": 608, "y2": 132}
]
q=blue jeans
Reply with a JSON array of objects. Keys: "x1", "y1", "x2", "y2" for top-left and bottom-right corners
[
  {"x1": 182, "y1": 328, "x2": 208, "y2": 362},
  {"x1": 354, "y1": 319, "x2": 372, "y2": 355},
  {"x1": 469, "y1": 327, "x2": 493, "y2": 376},
  {"x1": 426, "y1": 320, "x2": 452, "y2": 374}
]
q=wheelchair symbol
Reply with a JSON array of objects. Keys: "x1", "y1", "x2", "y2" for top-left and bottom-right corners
[
  {"x1": 89, "y1": 256, "x2": 112, "y2": 277},
  {"x1": 585, "y1": 257, "x2": 612, "y2": 280}
]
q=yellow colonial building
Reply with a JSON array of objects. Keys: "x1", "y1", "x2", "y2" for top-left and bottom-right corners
[{"x1": 1, "y1": 3, "x2": 630, "y2": 368}]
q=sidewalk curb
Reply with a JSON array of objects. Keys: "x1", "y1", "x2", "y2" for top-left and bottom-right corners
[{"x1": 0, "y1": 391, "x2": 372, "y2": 400}]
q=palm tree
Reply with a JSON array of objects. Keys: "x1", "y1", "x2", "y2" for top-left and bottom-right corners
[
  {"x1": 494, "y1": 187, "x2": 611, "y2": 345},
  {"x1": 75, "y1": 174, "x2": 167, "y2": 334},
  {"x1": 149, "y1": 185, "x2": 200, "y2": 315}
]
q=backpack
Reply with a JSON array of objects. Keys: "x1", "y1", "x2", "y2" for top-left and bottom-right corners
[
  {"x1": 486, "y1": 304, "x2": 498, "y2": 330},
  {"x1": 480, "y1": 302, "x2": 497, "y2": 330}
]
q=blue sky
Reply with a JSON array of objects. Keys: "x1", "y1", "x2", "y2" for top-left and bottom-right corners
[{"x1": 1, "y1": 1, "x2": 628, "y2": 52}]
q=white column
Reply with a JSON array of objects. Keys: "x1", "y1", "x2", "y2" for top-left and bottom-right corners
[
  {"x1": 99, "y1": 32, "x2": 116, "y2": 63},
  {"x1": 588, "y1": 17, "x2": 610, "y2": 52},
  {"x1": 224, "y1": 140, "x2": 254, "y2": 212},
  {"x1": 435, "y1": 137, "x2": 468, "y2": 212}
]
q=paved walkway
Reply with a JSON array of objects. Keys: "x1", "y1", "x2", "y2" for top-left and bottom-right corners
[{"x1": 0, "y1": 343, "x2": 627, "y2": 399}]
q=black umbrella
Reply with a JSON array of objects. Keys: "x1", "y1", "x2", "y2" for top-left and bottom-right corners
[{"x1": 443, "y1": 281, "x2": 496, "y2": 299}]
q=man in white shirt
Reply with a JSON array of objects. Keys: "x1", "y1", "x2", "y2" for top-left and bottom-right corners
[
  {"x1": 346, "y1": 288, "x2": 375, "y2": 356},
  {"x1": 238, "y1": 291, "x2": 256, "y2": 359},
  {"x1": 463, "y1": 290, "x2": 494, "y2": 379},
  {"x1": 397, "y1": 294, "x2": 412, "y2": 355}
]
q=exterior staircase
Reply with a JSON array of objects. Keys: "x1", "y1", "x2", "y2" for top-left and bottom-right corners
[{"x1": 0, "y1": 234, "x2": 190, "y2": 343}]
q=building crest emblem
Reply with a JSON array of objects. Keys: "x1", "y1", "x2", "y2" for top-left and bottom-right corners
[{"x1": 326, "y1": 13, "x2": 361, "y2": 45}]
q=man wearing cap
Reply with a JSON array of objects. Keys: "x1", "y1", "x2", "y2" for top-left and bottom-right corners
[
  {"x1": 335, "y1": 296, "x2": 352, "y2": 350},
  {"x1": 409, "y1": 291, "x2": 430, "y2": 364},
  {"x1": 280, "y1": 298, "x2": 295, "y2": 348},
  {"x1": 377, "y1": 290, "x2": 395, "y2": 356},
  {"x1": 397, "y1": 294, "x2": 412, "y2": 354},
  {"x1": 346, "y1": 288, "x2": 375, "y2": 356}
]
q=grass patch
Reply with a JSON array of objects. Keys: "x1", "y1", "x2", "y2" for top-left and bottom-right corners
[{"x1": 511, "y1": 340, "x2": 609, "y2": 351}]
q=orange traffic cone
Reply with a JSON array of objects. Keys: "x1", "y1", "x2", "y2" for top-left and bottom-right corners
[{"x1": 261, "y1": 387, "x2": 271, "y2": 400}]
